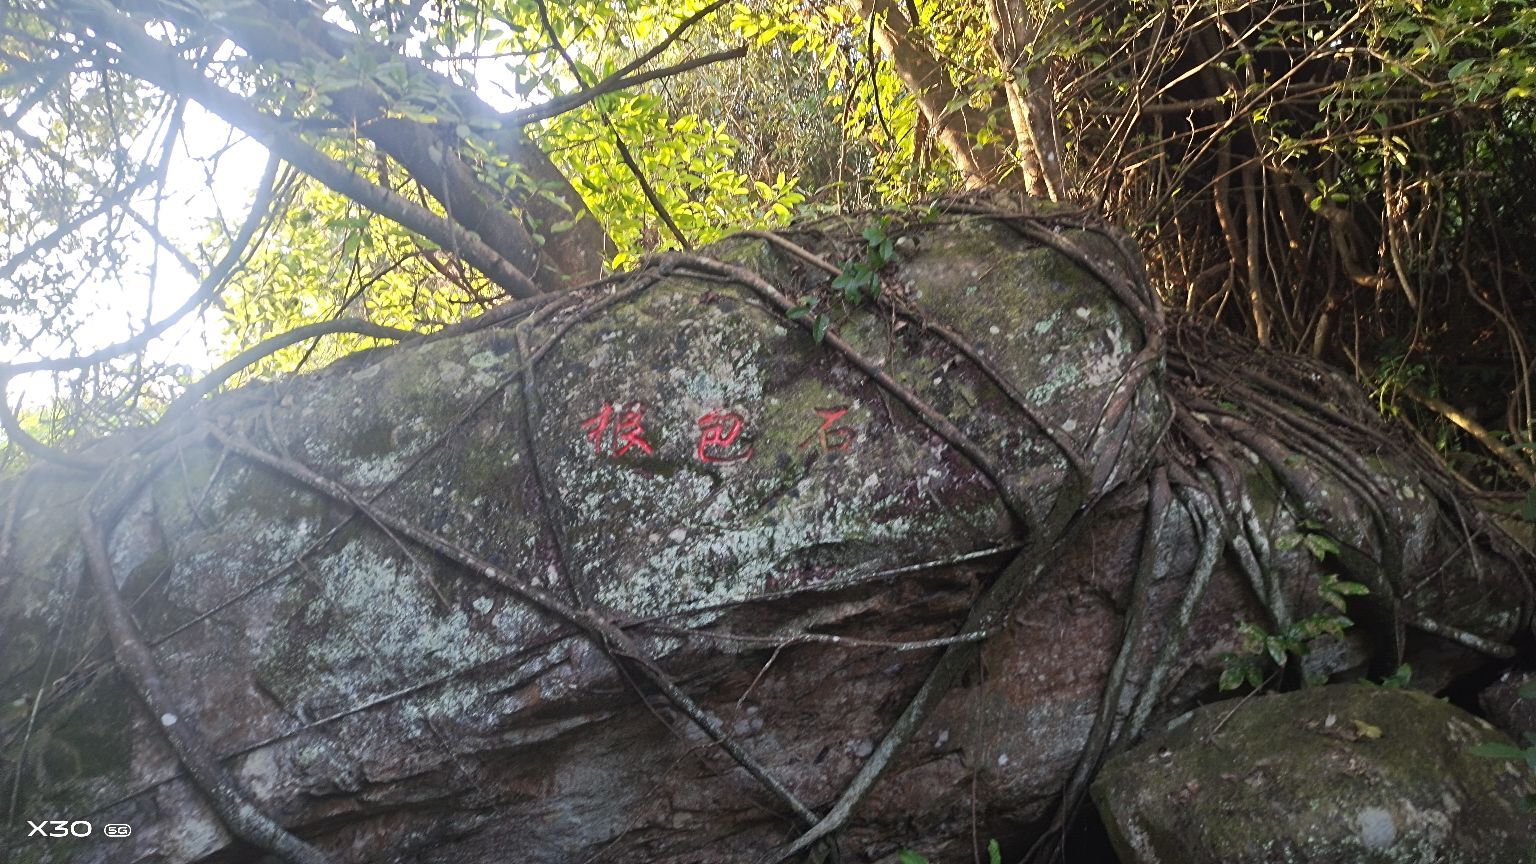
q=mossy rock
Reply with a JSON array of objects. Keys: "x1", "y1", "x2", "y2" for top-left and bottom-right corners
[{"x1": 1093, "y1": 684, "x2": 1536, "y2": 864}]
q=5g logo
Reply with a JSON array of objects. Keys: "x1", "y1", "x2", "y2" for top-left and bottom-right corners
[{"x1": 25, "y1": 820, "x2": 131, "y2": 838}]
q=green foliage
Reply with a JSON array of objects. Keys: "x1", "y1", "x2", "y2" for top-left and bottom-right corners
[
  {"x1": 1221, "y1": 525, "x2": 1366, "y2": 692},
  {"x1": 1370, "y1": 342, "x2": 1428, "y2": 415},
  {"x1": 1377, "y1": 663, "x2": 1414, "y2": 689},
  {"x1": 731, "y1": 0, "x2": 963, "y2": 206},
  {"x1": 223, "y1": 154, "x2": 478, "y2": 381},
  {"x1": 833, "y1": 219, "x2": 894, "y2": 303},
  {"x1": 786, "y1": 300, "x2": 832, "y2": 345},
  {"x1": 0, "y1": 14, "x2": 164, "y2": 361},
  {"x1": 217, "y1": 0, "x2": 814, "y2": 376},
  {"x1": 1276, "y1": 519, "x2": 1353, "y2": 564},
  {"x1": 1033, "y1": 0, "x2": 1536, "y2": 486},
  {"x1": 787, "y1": 217, "x2": 896, "y2": 343},
  {"x1": 898, "y1": 838, "x2": 1002, "y2": 864},
  {"x1": 1218, "y1": 613, "x2": 1355, "y2": 691},
  {"x1": 538, "y1": 91, "x2": 804, "y2": 267},
  {"x1": 1371, "y1": 0, "x2": 1536, "y2": 105}
]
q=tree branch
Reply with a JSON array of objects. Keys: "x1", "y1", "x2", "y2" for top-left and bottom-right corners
[
  {"x1": 505, "y1": 46, "x2": 748, "y2": 127},
  {"x1": 532, "y1": 0, "x2": 691, "y2": 249},
  {"x1": 79, "y1": 466, "x2": 333, "y2": 864},
  {"x1": 63, "y1": 0, "x2": 545, "y2": 299},
  {"x1": 164, "y1": 319, "x2": 420, "y2": 420},
  {"x1": 4, "y1": 153, "x2": 281, "y2": 378},
  {"x1": 0, "y1": 172, "x2": 154, "y2": 283}
]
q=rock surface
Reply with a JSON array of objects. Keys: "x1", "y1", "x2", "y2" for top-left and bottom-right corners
[
  {"x1": 1481, "y1": 669, "x2": 1536, "y2": 743},
  {"x1": 0, "y1": 211, "x2": 1529, "y2": 864},
  {"x1": 1093, "y1": 684, "x2": 1536, "y2": 864}
]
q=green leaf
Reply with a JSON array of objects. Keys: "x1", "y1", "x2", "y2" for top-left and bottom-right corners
[
  {"x1": 1302, "y1": 532, "x2": 1341, "y2": 560},
  {"x1": 1470, "y1": 742, "x2": 1526, "y2": 760},
  {"x1": 1237, "y1": 622, "x2": 1268, "y2": 652},
  {"x1": 1219, "y1": 664, "x2": 1247, "y2": 691},
  {"x1": 879, "y1": 237, "x2": 895, "y2": 263},
  {"x1": 812, "y1": 313, "x2": 830, "y2": 343},
  {"x1": 989, "y1": 839, "x2": 1002, "y2": 864},
  {"x1": 1517, "y1": 679, "x2": 1536, "y2": 700},
  {"x1": 898, "y1": 851, "x2": 929, "y2": 864},
  {"x1": 1380, "y1": 664, "x2": 1412, "y2": 689}
]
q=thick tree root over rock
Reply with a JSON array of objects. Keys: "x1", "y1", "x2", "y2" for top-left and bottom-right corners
[{"x1": 0, "y1": 202, "x2": 1530, "y2": 864}]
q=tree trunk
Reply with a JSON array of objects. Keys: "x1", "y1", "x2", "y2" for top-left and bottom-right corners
[
  {"x1": 855, "y1": 0, "x2": 1016, "y2": 190},
  {"x1": 984, "y1": 0, "x2": 1068, "y2": 200}
]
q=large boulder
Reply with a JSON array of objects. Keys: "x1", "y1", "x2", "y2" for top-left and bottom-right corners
[{"x1": 1, "y1": 208, "x2": 1529, "y2": 864}]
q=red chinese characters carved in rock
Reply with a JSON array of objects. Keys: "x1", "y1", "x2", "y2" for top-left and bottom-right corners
[
  {"x1": 696, "y1": 410, "x2": 753, "y2": 463},
  {"x1": 581, "y1": 402, "x2": 654, "y2": 457},
  {"x1": 799, "y1": 406, "x2": 854, "y2": 453}
]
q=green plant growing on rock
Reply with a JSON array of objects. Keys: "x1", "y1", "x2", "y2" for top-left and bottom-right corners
[
  {"x1": 833, "y1": 219, "x2": 895, "y2": 303},
  {"x1": 788, "y1": 217, "x2": 896, "y2": 343},
  {"x1": 898, "y1": 838, "x2": 1001, "y2": 864},
  {"x1": 1220, "y1": 524, "x2": 1369, "y2": 691},
  {"x1": 1376, "y1": 663, "x2": 1414, "y2": 689}
]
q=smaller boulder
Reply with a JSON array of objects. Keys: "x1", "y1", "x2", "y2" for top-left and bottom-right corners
[{"x1": 1092, "y1": 684, "x2": 1536, "y2": 864}]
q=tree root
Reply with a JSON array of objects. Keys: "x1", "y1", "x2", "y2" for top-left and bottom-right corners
[
  {"x1": 209, "y1": 426, "x2": 823, "y2": 828},
  {"x1": 78, "y1": 454, "x2": 332, "y2": 864}
]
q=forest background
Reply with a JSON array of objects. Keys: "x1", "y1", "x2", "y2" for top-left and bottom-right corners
[{"x1": 1, "y1": 0, "x2": 1533, "y2": 503}]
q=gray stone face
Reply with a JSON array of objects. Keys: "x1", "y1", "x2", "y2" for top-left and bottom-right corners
[
  {"x1": 0, "y1": 217, "x2": 1171, "y2": 864},
  {"x1": 1093, "y1": 685, "x2": 1536, "y2": 864}
]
